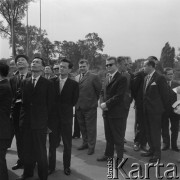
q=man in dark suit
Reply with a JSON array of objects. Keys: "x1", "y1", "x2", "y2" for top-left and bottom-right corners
[
  {"x1": 16, "y1": 57, "x2": 54, "y2": 180},
  {"x1": 0, "y1": 62, "x2": 12, "y2": 180},
  {"x1": 10, "y1": 54, "x2": 31, "y2": 170},
  {"x1": 50, "y1": 59, "x2": 79, "y2": 176},
  {"x1": 97, "y1": 57, "x2": 127, "y2": 162},
  {"x1": 75, "y1": 59, "x2": 101, "y2": 155},
  {"x1": 132, "y1": 68, "x2": 147, "y2": 152},
  {"x1": 141, "y1": 56, "x2": 169, "y2": 163},
  {"x1": 161, "y1": 67, "x2": 179, "y2": 151}
]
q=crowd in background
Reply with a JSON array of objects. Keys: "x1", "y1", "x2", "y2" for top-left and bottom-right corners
[{"x1": 0, "y1": 54, "x2": 180, "y2": 180}]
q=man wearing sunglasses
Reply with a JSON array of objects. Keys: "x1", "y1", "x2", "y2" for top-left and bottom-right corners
[{"x1": 97, "y1": 57, "x2": 127, "y2": 162}]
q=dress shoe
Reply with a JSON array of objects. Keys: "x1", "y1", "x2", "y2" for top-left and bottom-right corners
[
  {"x1": 12, "y1": 163, "x2": 23, "y2": 170},
  {"x1": 149, "y1": 156, "x2": 160, "y2": 163},
  {"x1": 16, "y1": 174, "x2": 33, "y2": 180},
  {"x1": 77, "y1": 144, "x2": 88, "y2": 150},
  {"x1": 141, "y1": 151, "x2": 153, "y2": 157},
  {"x1": 97, "y1": 155, "x2": 110, "y2": 162},
  {"x1": 64, "y1": 168, "x2": 71, "y2": 175},
  {"x1": 133, "y1": 143, "x2": 140, "y2": 151},
  {"x1": 87, "y1": 149, "x2": 94, "y2": 155},
  {"x1": 161, "y1": 144, "x2": 169, "y2": 151},
  {"x1": 48, "y1": 169, "x2": 55, "y2": 175},
  {"x1": 172, "y1": 147, "x2": 179, "y2": 152}
]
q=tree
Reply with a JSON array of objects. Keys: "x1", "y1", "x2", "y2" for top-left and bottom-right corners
[
  {"x1": 0, "y1": 0, "x2": 34, "y2": 57},
  {"x1": 78, "y1": 33, "x2": 104, "y2": 69},
  {"x1": 160, "y1": 42, "x2": 175, "y2": 68}
]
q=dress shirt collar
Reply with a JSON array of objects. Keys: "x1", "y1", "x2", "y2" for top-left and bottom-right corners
[
  {"x1": 148, "y1": 70, "x2": 155, "y2": 78},
  {"x1": 109, "y1": 70, "x2": 118, "y2": 79},
  {"x1": 19, "y1": 72, "x2": 28, "y2": 79},
  {"x1": 59, "y1": 76, "x2": 68, "y2": 83}
]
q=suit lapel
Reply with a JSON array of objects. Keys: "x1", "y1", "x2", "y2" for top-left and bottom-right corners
[
  {"x1": 61, "y1": 78, "x2": 70, "y2": 95},
  {"x1": 144, "y1": 71, "x2": 157, "y2": 92},
  {"x1": 107, "y1": 72, "x2": 119, "y2": 87},
  {"x1": 55, "y1": 77, "x2": 60, "y2": 95}
]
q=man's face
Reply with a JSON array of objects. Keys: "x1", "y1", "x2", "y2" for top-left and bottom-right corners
[
  {"x1": 59, "y1": 62, "x2": 71, "y2": 76},
  {"x1": 44, "y1": 66, "x2": 52, "y2": 74},
  {"x1": 106, "y1": 59, "x2": 117, "y2": 74},
  {"x1": 165, "y1": 70, "x2": 174, "y2": 81},
  {"x1": 53, "y1": 65, "x2": 60, "y2": 75},
  {"x1": 9, "y1": 60, "x2": 17, "y2": 72},
  {"x1": 16, "y1": 57, "x2": 29, "y2": 69},
  {"x1": 118, "y1": 60, "x2": 128, "y2": 72},
  {"x1": 31, "y1": 58, "x2": 44, "y2": 72},
  {"x1": 79, "y1": 62, "x2": 89, "y2": 74},
  {"x1": 144, "y1": 61, "x2": 151, "y2": 74},
  {"x1": 127, "y1": 58, "x2": 132, "y2": 71}
]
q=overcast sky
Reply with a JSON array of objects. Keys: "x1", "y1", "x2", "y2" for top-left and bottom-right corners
[{"x1": 0, "y1": 0, "x2": 180, "y2": 60}]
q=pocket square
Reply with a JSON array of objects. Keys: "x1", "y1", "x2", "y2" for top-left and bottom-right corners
[{"x1": 151, "y1": 82, "x2": 156, "y2": 85}]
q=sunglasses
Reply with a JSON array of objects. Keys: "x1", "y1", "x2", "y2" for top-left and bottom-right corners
[{"x1": 106, "y1": 63, "x2": 114, "y2": 67}]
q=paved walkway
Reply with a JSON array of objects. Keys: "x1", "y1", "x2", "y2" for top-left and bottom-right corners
[{"x1": 7, "y1": 106, "x2": 180, "y2": 180}]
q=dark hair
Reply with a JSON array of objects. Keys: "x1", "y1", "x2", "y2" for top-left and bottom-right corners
[
  {"x1": 147, "y1": 56, "x2": 158, "y2": 62},
  {"x1": 146, "y1": 60, "x2": 156, "y2": 68},
  {"x1": 164, "y1": 67, "x2": 173, "y2": 74},
  {"x1": 0, "y1": 61, "x2": 9, "y2": 77},
  {"x1": 106, "y1": 56, "x2": 117, "y2": 64},
  {"x1": 79, "y1": 59, "x2": 89, "y2": 65},
  {"x1": 117, "y1": 56, "x2": 126, "y2": 64},
  {"x1": 15, "y1": 54, "x2": 29, "y2": 63},
  {"x1": 60, "y1": 58, "x2": 73, "y2": 69},
  {"x1": 33, "y1": 57, "x2": 45, "y2": 67}
]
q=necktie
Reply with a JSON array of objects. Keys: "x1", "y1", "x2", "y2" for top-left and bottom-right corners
[
  {"x1": 145, "y1": 75, "x2": 151, "y2": 90},
  {"x1": 109, "y1": 75, "x2": 112, "y2": 84},
  {"x1": 32, "y1": 78, "x2": 36, "y2": 87}
]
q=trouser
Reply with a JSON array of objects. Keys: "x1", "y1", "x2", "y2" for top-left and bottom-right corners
[
  {"x1": 48, "y1": 130, "x2": 58, "y2": 171},
  {"x1": 103, "y1": 115, "x2": 126, "y2": 160},
  {"x1": 23, "y1": 128, "x2": 48, "y2": 180},
  {"x1": 61, "y1": 121, "x2": 73, "y2": 169},
  {"x1": 144, "y1": 109, "x2": 162, "y2": 158},
  {"x1": 76, "y1": 108, "x2": 97, "y2": 150},
  {"x1": 73, "y1": 111, "x2": 81, "y2": 137},
  {"x1": 162, "y1": 110, "x2": 179, "y2": 148},
  {"x1": 12, "y1": 103, "x2": 24, "y2": 164},
  {"x1": 0, "y1": 139, "x2": 10, "y2": 180},
  {"x1": 134, "y1": 107, "x2": 147, "y2": 146}
]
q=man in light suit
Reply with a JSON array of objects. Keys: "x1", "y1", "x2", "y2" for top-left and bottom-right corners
[
  {"x1": 16, "y1": 57, "x2": 54, "y2": 180},
  {"x1": 0, "y1": 62, "x2": 12, "y2": 180},
  {"x1": 141, "y1": 57, "x2": 169, "y2": 163},
  {"x1": 50, "y1": 59, "x2": 79, "y2": 176},
  {"x1": 97, "y1": 56, "x2": 127, "y2": 162},
  {"x1": 75, "y1": 59, "x2": 101, "y2": 155}
]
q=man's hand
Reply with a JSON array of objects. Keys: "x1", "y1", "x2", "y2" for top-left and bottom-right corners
[{"x1": 100, "y1": 103, "x2": 108, "y2": 111}]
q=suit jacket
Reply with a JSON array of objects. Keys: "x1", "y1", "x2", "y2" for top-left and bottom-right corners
[
  {"x1": 51, "y1": 76, "x2": 79, "y2": 124},
  {"x1": 10, "y1": 73, "x2": 31, "y2": 102},
  {"x1": 75, "y1": 72, "x2": 101, "y2": 110},
  {"x1": 121, "y1": 71, "x2": 133, "y2": 110},
  {"x1": 143, "y1": 71, "x2": 169, "y2": 116},
  {"x1": 131, "y1": 70, "x2": 146, "y2": 108},
  {"x1": 0, "y1": 79, "x2": 12, "y2": 139},
  {"x1": 100, "y1": 71, "x2": 127, "y2": 118},
  {"x1": 20, "y1": 76, "x2": 54, "y2": 130},
  {"x1": 168, "y1": 81, "x2": 179, "y2": 108}
]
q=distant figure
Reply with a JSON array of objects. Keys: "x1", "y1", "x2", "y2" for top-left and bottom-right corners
[
  {"x1": 0, "y1": 62, "x2": 12, "y2": 180},
  {"x1": 9, "y1": 59, "x2": 17, "y2": 77},
  {"x1": 44, "y1": 66, "x2": 53, "y2": 79},
  {"x1": 75, "y1": 59, "x2": 101, "y2": 155},
  {"x1": 161, "y1": 68, "x2": 179, "y2": 152},
  {"x1": 52, "y1": 64, "x2": 60, "y2": 78}
]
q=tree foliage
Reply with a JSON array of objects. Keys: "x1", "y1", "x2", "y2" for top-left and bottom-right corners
[{"x1": 160, "y1": 42, "x2": 175, "y2": 68}]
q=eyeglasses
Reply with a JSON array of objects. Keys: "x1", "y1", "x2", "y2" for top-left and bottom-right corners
[{"x1": 106, "y1": 63, "x2": 114, "y2": 67}]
